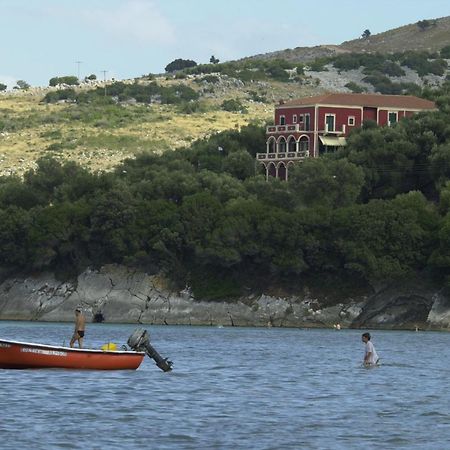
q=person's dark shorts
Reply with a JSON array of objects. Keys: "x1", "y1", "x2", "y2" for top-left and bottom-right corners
[{"x1": 77, "y1": 330, "x2": 85, "y2": 338}]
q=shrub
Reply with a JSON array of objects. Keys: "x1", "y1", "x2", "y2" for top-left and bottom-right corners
[
  {"x1": 49, "y1": 76, "x2": 79, "y2": 87},
  {"x1": 345, "y1": 82, "x2": 366, "y2": 93},
  {"x1": 221, "y1": 99, "x2": 247, "y2": 113},
  {"x1": 165, "y1": 58, "x2": 197, "y2": 73},
  {"x1": 441, "y1": 45, "x2": 450, "y2": 59}
]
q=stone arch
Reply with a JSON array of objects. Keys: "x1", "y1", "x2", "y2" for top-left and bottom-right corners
[
  {"x1": 268, "y1": 162, "x2": 277, "y2": 178},
  {"x1": 287, "y1": 135, "x2": 297, "y2": 152},
  {"x1": 299, "y1": 135, "x2": 310, "y2": 153},
  {"x1": 267, "y1": 137, "x2": 276, "y2": 154},
  {"x1": 278, "y1": 162, "x2": 287, "y2": 181},
  {"x1": 277, "y1": 136, "x2": 287, "y2": 153}
]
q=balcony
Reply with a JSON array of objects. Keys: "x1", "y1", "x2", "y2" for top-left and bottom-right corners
[
  {"x1": 319, "y1": 124, "x2": 346, "y2": 135},
  {"x1": 266, "y1": 124, "x2": 310, "y2": 134},
  {"x1": 256, "y1": 150, "x2": 310, "y2": 161}
]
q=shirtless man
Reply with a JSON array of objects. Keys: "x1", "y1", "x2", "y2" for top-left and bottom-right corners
[{"x1": 70, "y1": 308, "x2": 86, "y2": 348}]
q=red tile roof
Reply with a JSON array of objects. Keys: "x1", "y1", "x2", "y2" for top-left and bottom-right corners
[{"x1": 278, "y1": 93, "x2": 436, "y2": 110}]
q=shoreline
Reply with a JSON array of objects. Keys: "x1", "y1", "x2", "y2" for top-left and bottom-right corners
[{"x1": 1, "y1": 264, "x2": 450, "y2": 331}]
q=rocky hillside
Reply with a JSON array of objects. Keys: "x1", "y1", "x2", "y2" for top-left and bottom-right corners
[
  {"x1": 341, "y1": 16, "x2": 450, "y2": 53},
  {"x1": 246, "y1": 16, "x2": 450, "y2": 63},
  {"x1": 0, "y1": 75, "x2": 323, "y2": 177},
  {"x1": 1, "y1": 16, "x2": 449, "y2": 177}
]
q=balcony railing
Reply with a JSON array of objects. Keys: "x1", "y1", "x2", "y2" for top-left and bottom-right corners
[
  {"x1": 319, "y1": 124, "x2": 346, "y2": 135},
  {"x1": 256, "y1": 150, "x2": 310, "y2": 161},
  {"x1": 266, "y1": 124, "x2": 311, "y2": 133}
]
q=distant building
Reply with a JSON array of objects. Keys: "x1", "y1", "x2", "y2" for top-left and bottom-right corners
[{"x1": 256, "y1": 93, "x2": 436, "y2": 180}]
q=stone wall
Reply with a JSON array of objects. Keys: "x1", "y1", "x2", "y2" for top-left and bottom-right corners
[{"x1": 0, "y1": 265, "x2": 449, "y2": 330}]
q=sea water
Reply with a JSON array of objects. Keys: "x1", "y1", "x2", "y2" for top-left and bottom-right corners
[{"x1": 1, "y1": 321, "x2": 450, "y2": 449}]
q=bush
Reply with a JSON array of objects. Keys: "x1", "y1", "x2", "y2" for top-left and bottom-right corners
[
  {"x1": 43, "y1": 88, "x2": 77, "y2": 103},
  {"x1": 0, "y1": 83, "x2": 6, "y2": 92},
  {"x1": 441, "y1": 45, "x2": 450, "y2": 59},
  {"x1": 345, "y1": 82, "x2": 366, "y2": 93},
  {"x1": 165, "y1": 58, "x2": 197, "y2": 73},
  {"x1": 49, "y1": 76, "x2": 79, "y2": 87},
  {"x1": 221, "y1": 99, "x2": 247, "y2": 113}
]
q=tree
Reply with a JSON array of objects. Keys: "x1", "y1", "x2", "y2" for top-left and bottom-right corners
[
  {"x1": 165, "y1": 59, "x2": 197, "y2": 73},
  {"x1": 441, "y1": 45, "x2": 450, "y2": 59},
  {"x1": 49, "y1": 76, "x2": 79, "y2": 87},
  {"x1": 85, "y1": 74, "x2": 97, "y2": 81},
  {"x1": 15, "y1": 80, "x2": 30, "y2": 90},
  {"x1": 0, "y1": 83, "x2": 6, "y2": 92},
  {"x1": 210, "y1": 55, "x2": 220, "y2": 64},
  {"x1": 362, "y1": 29, "x2": 371, "y2": 39},
  {"x1": 417, "y1": 20, "x2": 431, "y2": 31},
  {"x1": 288, "y1": 158, "x2": 364, "y2": 208}
]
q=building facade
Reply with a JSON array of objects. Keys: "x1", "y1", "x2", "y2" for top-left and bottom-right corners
[{"x1": 256, "y1": 93, "x2": 436, "y2": 180}]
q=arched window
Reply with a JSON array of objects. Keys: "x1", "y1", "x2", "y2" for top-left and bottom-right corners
[
  {"x1": 267, "y1": 137, "x2": 276, "y2": 154},
  {"x1": 278, "y1": 163, "x2": 287, "y2": 181},
  {"x1": 278, "y1": 137, "x2": 287, "y2": 153},
  {"x1": 287, "y1": 136, "x2": 297, "y2": 152},
  {"x1": 299, "y1": 136, "x2": 310, "y2": 153},
  {"x1": 287, "y1": 161, "x2": 295, "y2": 181},
  {"x1": 268, "y1": 163, "x2": 277, "y2": 178}
]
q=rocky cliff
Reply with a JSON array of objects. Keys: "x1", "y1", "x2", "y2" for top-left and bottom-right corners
[{"x1": 0, "y1": 265, "x2": 449, "y2": 330}]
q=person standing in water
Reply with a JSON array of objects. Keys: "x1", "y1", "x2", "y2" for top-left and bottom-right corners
[
  {"x1": 362, "y1": 332, "x2": 379, "y2": 366},
  {"x1": 70, "y1": 307, "x2": 86, "y2": 348}
]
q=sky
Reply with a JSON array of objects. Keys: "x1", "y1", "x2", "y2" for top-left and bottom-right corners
[{"x1": 1, "y1": 0, "x2": 449, "y2": 88}]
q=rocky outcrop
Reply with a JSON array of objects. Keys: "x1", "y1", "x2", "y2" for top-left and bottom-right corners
[{"x1": 0, "y1": 265, "x2": 449, "y2": 330}]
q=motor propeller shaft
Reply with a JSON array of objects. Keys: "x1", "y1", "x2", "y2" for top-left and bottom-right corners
[{"x1": 127, "y1": 328, "x2": 173, "y2": 372}]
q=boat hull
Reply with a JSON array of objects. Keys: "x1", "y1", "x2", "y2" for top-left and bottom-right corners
[{"x1": 0, "y1": 339, "x2": 145, "y2": 370}]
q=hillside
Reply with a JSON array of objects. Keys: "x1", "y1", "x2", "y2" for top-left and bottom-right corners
[
  {"x1": 341, "y1": 16, "x2": 450, "y2": 53},
  {"x1": 1, "y1": 16, "x2": 450, "y2": 177},
  {"x1": 246, "y1": 16, "x2": 450, "y2": 63},
  {"x1": 0, "y1": 76, "x2": 323, "y2": 177}
]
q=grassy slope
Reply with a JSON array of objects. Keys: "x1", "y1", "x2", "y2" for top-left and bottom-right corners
[
  {"x1": 0, "y1": 77, "x2": 322, "y2": 176},
  {"x1": 244, "y1": 16, "x2": 450, "y2": 64},
  {"x1": 341, "y1": 16, "x2": 450, "y2": 53}
]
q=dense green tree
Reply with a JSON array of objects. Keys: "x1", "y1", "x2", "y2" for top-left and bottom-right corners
[
  {"x1": 49, "y1": 76, "x2": 79, "y2": 87},
  {"x1": 165, "y1": 59, "x2": 197, "y2": 73},
  {"x1": 288, "y1": 157, "x2": 364, "y2": 208},
  {"x1": 0, "y1": 83, "x2": 6, "y2": 92}
]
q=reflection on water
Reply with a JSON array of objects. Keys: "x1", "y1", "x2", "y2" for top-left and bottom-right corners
[{"x1": 1, "y1": 322, "x2": 450, "y2": 449}]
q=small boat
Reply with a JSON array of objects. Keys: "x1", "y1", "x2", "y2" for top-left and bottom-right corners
[
  {"x1": 0, "y1": 328, "x2": 173, "y2": 371},
  {"x1": 0, "y1": 339, "x2": 145, "y2": 370}
]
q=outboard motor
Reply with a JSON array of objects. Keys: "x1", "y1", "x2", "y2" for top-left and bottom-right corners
[{"x1": 127, "y1": 328, "x2": 173, "y2": 372}]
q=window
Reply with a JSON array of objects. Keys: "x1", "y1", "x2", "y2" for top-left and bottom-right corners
[
  {"x1": 280, "y1": 115, "x2": 286, "y2": 125},
  {"x1": 293, "y1": 115, "x2": 297, "y2": 124},
  {"x1": 304, "y1": 114, "x2": 310, "y2": 131},
  {"x1": 325, "y1": 114, "x2": 335, "y2": 132},
  {"x1": 348, "y1": 116, "x2": 355, "y2": 126},
  {"x1": 388, "y1": 112, "x2": 398, "y2": 126}
]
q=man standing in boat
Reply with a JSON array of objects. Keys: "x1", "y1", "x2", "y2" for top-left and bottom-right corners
[{"x1": 70, "y1": 307, "x2": 86, "y2": 348}]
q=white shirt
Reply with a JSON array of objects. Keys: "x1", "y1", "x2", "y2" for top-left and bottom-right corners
[{"x1": 365, "y1": 341, "x2": 379, "y2": 364}]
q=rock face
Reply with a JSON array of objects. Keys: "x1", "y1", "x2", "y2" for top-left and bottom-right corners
[{"x1": 0, "y1": 265, "x2": 449, "y2": 330}]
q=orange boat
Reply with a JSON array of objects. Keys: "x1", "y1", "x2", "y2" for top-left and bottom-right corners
[{"x1": 0, "y1": 339, "x2": 145, "y2": 370}]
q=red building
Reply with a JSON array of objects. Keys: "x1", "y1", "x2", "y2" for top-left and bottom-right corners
[{"x1": 256, "y1": 93, "x2": 436, "y2": 180}]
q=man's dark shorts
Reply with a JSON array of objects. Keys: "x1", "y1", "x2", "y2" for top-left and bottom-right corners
[{"x1": 77, "y1": 331, "x2": 85, "y2": 338}]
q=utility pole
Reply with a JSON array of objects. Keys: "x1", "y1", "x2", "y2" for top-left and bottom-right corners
[
  {"x1": 101, "y1": 70, "x2": 108, "y2": 97},
  {"x1": 75, "y1": 61, "x2": 82, "y2": 81}
]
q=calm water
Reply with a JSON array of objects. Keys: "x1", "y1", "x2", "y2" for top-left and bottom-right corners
[{"x1": 1, "y1": 322, "x2": 450, "y2": 449}]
